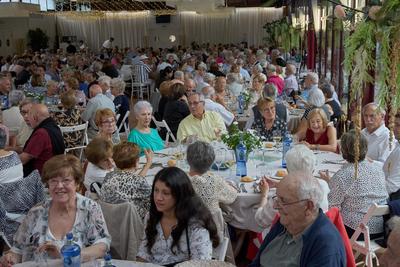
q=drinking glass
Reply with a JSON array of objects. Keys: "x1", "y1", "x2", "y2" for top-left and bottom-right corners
[
  {"x1": 272, "y1": 130, "x2": 282, "y2": 153},
  {"x1": 214, "y1": 148, "x2": 226, "y2": 175}
]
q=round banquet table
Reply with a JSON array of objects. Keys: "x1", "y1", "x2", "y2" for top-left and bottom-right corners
[
  {"x1": 140, "y1": 146, "x2": 345, "y2": 233},
  {"x1": 14, "y1": 259, "x2": 161, "y2": 267}
]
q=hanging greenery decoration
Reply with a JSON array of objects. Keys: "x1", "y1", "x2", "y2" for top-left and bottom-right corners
[
  {"x1": 344, "y1": 0, "x2": 400, "y2": 176},
  {"x1": 263, "y1": 18, "x2": 301, "y2": 51}
]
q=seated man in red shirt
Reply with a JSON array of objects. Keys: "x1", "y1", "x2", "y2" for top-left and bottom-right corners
[{"x1": 19, "y1": 104, "x2": 65, "y2": 176}]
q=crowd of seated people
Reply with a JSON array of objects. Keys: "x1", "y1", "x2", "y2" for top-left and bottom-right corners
[{"x1": 1, "y1": 42, "x2": 400, "y2": 267}]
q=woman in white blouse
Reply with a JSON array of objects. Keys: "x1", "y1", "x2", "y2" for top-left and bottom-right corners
[
  {"x1": 320, "y1": 129, "x2": 388, "y2": 239},
  {"x1": 137, "y1": 167, "x2": 219, "y2": 266}
]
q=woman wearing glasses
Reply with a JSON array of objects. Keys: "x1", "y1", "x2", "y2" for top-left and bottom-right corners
[
  {"x1": 95, "y1": 108, "x2": 120, "y2": 144},
  {"x1": 0, "y1": 154, "x2": 111, "y2": 265}
]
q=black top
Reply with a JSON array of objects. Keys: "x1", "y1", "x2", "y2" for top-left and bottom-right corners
[
  {"x1": 163, "y1": 99, "x2": 190, "y2": 138},
  {"x1": 326, "y1": 100, "x2": 342, "y2": 122},
  {"x1": 114, "y1": 95, "x2": 130, "y2": 132},
  {"x1": 101, "y1": 66, "x2": 119, "y2": 78}
]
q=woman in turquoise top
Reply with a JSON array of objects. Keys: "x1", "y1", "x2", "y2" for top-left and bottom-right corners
[{"x1": 128, "y1": 100, "x2": 165, "y2": 153}]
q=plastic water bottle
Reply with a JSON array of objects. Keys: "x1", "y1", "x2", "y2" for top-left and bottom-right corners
[
  {"x1": 281, "y1": 134, "x2": 293, "y2": 168},
  {"x1": 103, "y1": 253, "x2": 116, "y2": 267},
  {"x1": 236, "y1": 138, "x2": 247, "y2": 177},
  {"x1": 61, "y1": 233, "x2": 81, "y2": 267},
  {"x1": 237, "y1": 94, "x2": 244, "y2": 114}
]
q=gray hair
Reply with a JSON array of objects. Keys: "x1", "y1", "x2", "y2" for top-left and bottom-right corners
[
  {"x1": 203, "y1": 73, "x2": 216, "y2": 84},
  {"x1": 296, "y1": 171, "x2": 324, "y2": 211},
  {"x1": 226, "y1": 73, "x2": 241, "y2": 84},
  {"x1": 340, "y1": 129, "x2": 368, "y2": 163},
  {"x1": 110, "y1": 78, "x2": 126, "y2": 94},
  {"x1": 133, "y1": 100, "x2": 153, "y2": 115},
  {"x1": 0, "y1": 127, "x2": 6, "y2": 149},
  {"x1": 92, "y1": 61, "x2": 103, "y2": 72},
  {"x1": 8, "y1": 90, "x2": 25, "y2": 107},
  {"x1": 188, "y1": 91, "x2": 205, "y2": 102},
  {"x1": 362, "y1": 102, "x2": 386, "y2": 116},
  {"x1": 307, "y1": 72, "x2": 319, "y2": 84},
  {"x1": 98, "y1": 75, "x2": 111, "y2": 86},
  {"x1": 186, "y1": 141, "x2": 215, "y2": 174},
  {"x1": 197, "y1": 62, "x2": 207, "y2": 71},
  {"x1": 201, "y1": 86, "x2": 215, "y2": 99},
  {"x1": 266, "y1": 64, "x2": 276, "y2": 73},
  {"x1": 286, "y1": 63, "x2": 296, "y2": 74},
  {"x1": 253, "y1": 64, "x2": 263, "y2": 73},
  {"x1": 308, "y1": 89, "x2": 325, "y2": 107},
  {"x1": 263, "y1": 83, "x2": 278, "y2": 99},
  {"x1": 174, "y1": 71, "x2": 184, "y2": 80},
  {"x1": 285, "y1": 144, "x2": 316, "y2": 174}
]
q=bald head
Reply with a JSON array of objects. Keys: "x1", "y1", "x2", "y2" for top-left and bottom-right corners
[
  {"x1": 89, "y1": 84, "x2": 103, "y2": 98},
  {"x1": 27, "y1": 104, "x2": 50, "y2": 128}
]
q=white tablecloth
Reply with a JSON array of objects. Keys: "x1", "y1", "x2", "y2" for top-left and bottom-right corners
[
  {"x1": 14, "y1": 259, "x2": 161, "y2": 267},
  {"x1": 141, "y1": 147, "x2": 345, "y2": 233}
]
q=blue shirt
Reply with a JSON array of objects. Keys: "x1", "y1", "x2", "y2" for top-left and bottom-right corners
[
  {"x1": 250, "y1": 210, "x2": 346, "y2": 267},
  {"x1": 128, "y1": 128, "x2": 165, "y2": 154}
]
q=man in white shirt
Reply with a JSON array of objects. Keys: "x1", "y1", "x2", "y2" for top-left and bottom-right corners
[
  {"x1": 383, "y1": 113, "x2": 400, "y2": 198},
  {"x1": 283, "y1": 63, "x2": 298, "y2": 97},
  {"x1": 201, "y1": 86, "x2": 234, "y2": 126},
  {"x1": 361, "y1": 103, "x2": 392, "y2": 163},
  {"x1": 102, "y1": 37, "x2": 114, "y2": 50}
]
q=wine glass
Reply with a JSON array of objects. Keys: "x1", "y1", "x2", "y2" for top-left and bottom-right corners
[
  {"x1": 214, "y1": 148, "x2": 226, "y2": 175},
  {"x1": 272, "y1": 130, "x2": 282, "y2": 152}
]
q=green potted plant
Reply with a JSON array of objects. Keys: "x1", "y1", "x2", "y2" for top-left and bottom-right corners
[{"x1": 27, "y1": 28, "x2": 49, "y2": 52}]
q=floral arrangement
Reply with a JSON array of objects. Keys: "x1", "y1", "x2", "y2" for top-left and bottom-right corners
[
  {"x1": 221, "y1": 122, "x2": 262, "y2": 154},
  {"x1": 240, "y1": 90, "x2": 252, "y2": 110}
]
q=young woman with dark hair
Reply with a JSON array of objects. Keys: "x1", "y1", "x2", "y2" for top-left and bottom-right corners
[{"x1": 137, "y1": 167, "x2": 219, "y2": 266}]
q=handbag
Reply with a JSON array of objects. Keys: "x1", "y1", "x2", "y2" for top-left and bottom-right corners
[{"x1": 163, "y1": 227, "x2": 191, "y2": 267}]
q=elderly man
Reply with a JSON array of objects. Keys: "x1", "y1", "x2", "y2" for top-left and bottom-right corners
[
  {"x1": 184, "y1": 78, "x2": 196, "y2": 94},
  {"x1": 0, "y1": 73, "x2": 11, "y2": 97},
  {"x1": 174, "y1": 70, "x2": 185, "y2": 82},
  {"x1": 283, "y1": 63, "x2": 298, "y2": 97},
  {"x1": 19, "y1": 104, "x2": 65, "y2": 175},
  {"x1": 98, "y1": 75, "x2": 114, "y2": 101},
  {"x1": 298, "y1": 72, "x2": 319, "y2": 106},
  {"x1": 380, "y1": 217, "x2": 400, "y2": 267},
  {"x1": 214, "y1": 76, "x2": 228, "y2": 108},
  {"x1": 133, "y1": 54, "x2": 152, "y2": 84},
  {"x1": 383, "y1": 113, "x2": 400, "y2": 199},
  {"x1": 250, "y1": 172, "x2": 346, "y2": 267},
  {"x1": 81, "y1": 84, "x2": 115, "y2": 139},
  {"x1": 177, "y1": 92, "x2": 226, "y2": 143},
  {"x1": 201, "y1": 86, "x2": 234, "y2": 126},
  {"x1": 361, "y1": 103, "x2": 392, "y2": 163},
  {"x1": 266, "y1": 64, "x2": 284, "y2": 95}
]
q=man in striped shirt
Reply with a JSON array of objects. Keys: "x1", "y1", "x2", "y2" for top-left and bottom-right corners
[{"x1": 133, "y1": 55, "x2": 152, "y2": 84}]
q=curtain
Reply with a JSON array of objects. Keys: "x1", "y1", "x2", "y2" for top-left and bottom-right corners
[
  {"x1": 56, "y1": 8, "x2": 284, "y2": 48},
  {"x1": 56, "y1": 11, "x2": 150, "y2": 49}
]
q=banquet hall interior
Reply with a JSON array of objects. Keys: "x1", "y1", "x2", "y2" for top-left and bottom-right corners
[{"x1": 1, "y1": 0, "x2": 400, "y2": 267}]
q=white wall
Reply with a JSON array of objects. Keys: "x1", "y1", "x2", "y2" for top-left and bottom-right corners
[
  {"x1": 0, "y1": 3, "x2": 56, "y2": 57},
  {"x1": 147, "y1": 15, "x2": 182, "y2": 48}
]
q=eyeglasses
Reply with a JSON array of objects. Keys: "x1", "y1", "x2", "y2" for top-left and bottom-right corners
[
  {"x1": 48, "y1": 177, "x2": 74, "y2": 187},
  {"x1": 272, "y1": 196, "x2": 309, "y2": 209},
  {"x1": 188, "y1": 101, "x2": 203, "y2": 107},
  {"x1": 20, "y1": 110, "x2": 29, "y2": 116},
  {"x1": 102, "y1": 119, "x2": 115, "y2": 125}
]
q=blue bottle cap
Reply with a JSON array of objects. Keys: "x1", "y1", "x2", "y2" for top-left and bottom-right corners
[
  {"x1": 66, "y1": 232, "x2": 73, "y2": 240},
  {"x1": 104, "y1": 253, "x2": 112, "y2": 261}
]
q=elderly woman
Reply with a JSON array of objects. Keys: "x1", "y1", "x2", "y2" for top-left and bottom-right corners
[
  {"x1": 250, "y1": 97, "x2": 287, "y2": 141},
  {"x1": 53, "y1": 91, "x2": 83, "y2": 149},
  {"x1": 187, "y1": 141, "x2": 238, "y2": 216},
  {"x1": 297, "y1": 108, "x2": 338, "y2": 153},
  {"x1": 128, "y1": 101, "x2": 164, "y2": 153},
  {"x1": 226, "y1": 72, "x2": 243, "y2": 97},
  {"x1": 249, "y1": 73, "x2": 267, "y2": 107},
  {"x1": 110, "y1": 78, "x2": 130, "y2": 132},
  {"x1": 320, "y1": 130, "x2": 388, "y2": 239},
  {"x1": 65, "y1": 77, "x2": 86, "y2": 107},
  {"x1": 255, "y1": 144, "x2": 330, "y2": 229},
  {"x1": 163, "y1": 83, "x2": 190, "y2": 139},
  {"x1": 44, "y1": 80, "x2": 59, "y2": 106},
  {"x1": 0, "y1": 127, "x2": 23, "y2": 183},
  {"x1": 3, "y1": 90, "x2": 25, "y2": 143},
  {"x1": 84, "y1": 137, "x2": 114, "y2": 190},
  {"x1": 100, "y1": 141, "x2": 153, "y2": 220},
  {"x1": 194, "y1": 62, "x2": 207, "y2": 85},
  {"x1": 98, "y1": 75, "x2": 114, "y2": 101},
  {"x1": 0, "y1": 154, "x2": 111, "y2": 265},
  {"x1": 95, "y1": 108, "x2": 120, "y2": 144}
]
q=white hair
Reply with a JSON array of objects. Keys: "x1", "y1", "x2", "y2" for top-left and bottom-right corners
[
  {"x1": 253, "y1": 64, "x2": 263, "y2": 73},
  {"x1": 110, "y1": 78, "x2": 126, "y2": 94},
  {"x1": 201, "y1": 86, "x2": 215, "y2": 99},
  {"x1": 98, "y1": 75, "x2": 111, "y2": 86},
  {"x1": 307, "y1": 72, "x2": 319, "y2": 84},
  {"x1": 266, "y1": 64, "x2": 276, "y2": 73},
  {"x1": 197, "y1": 62, "x2": 207, "y2": 71},
  {"x1": 133, "y1": 100, "x2": 153, "y2": 115},
  {"x1": 174, "y1": 71, "x2": 184, "y2": 80},
  {"x1": 308, "y1": 89, "x2": 325, "y2": 107},
  {"x1": 362, "y1": 102, "x2": 386, "y2": 116},
  {"x1": 285, "y1": 144, "x2": 316, "y2": 174},
  {"x1": 203, "y1": 72, "x2": 216, "y2": 84},
  {"x1": 294, "y1": 172, "x2": 324, "y2": 211}
]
